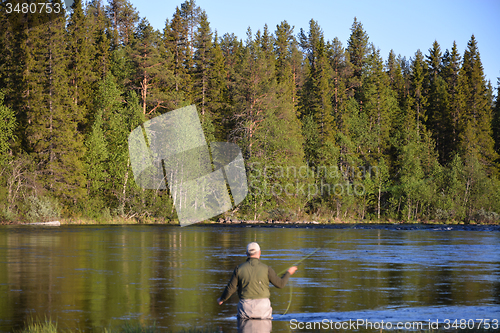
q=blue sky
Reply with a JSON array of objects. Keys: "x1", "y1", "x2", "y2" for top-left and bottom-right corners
[{"x1": 129, "y1": 0, "x2": 499, "y2": 88}]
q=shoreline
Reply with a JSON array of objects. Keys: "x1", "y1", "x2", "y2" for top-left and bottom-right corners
[{"x1": 1, "y1": 218, "x2": 500, "y2": 231}]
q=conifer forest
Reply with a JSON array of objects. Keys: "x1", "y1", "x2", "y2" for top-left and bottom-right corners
[{"x1": 1, "y1": 0, "x2": 499, "y2": 224}]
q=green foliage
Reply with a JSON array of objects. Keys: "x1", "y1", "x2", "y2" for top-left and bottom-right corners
[
  {"x1": 0, "y1": 2, "x2": 498, "y2": 223},
  {"x1": 458, "y1": 35, "x2": 498, "y2": 171},
  {"x1": 25, "y1": 196, "x2": 61, "y2": 222},
  {"x1": 0, "y1": 91, "x2": 16, "y2": 167},
  {"x1": 346, "y1": 17, "x2": 369, "y2": 100},
  {"x1": 17, "y1": 317, "x2": 58, "y2": 333},
  {"x1": 131, "y1": 18, "x2": 174, "y2": 116},
  {"x1": 17, "y1": 318, "x2": 219, "y2": 333}
]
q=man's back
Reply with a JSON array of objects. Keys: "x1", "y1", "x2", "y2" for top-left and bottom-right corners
[{"x1": 237, "y1": 258, "x2": 270, "y2": 299}]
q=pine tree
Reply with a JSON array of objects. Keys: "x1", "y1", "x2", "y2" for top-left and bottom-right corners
[
  {"x1": 106, "y1": 0, "x2": 139, "y2": 47},
  {"x1": 131, "y1": 18, "x2": 173, "y2": 116},
  {"x1": 180, "y1": 0, "x2": 201, "y2": 59}
]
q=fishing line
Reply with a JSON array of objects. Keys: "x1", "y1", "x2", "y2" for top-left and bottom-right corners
[{"x1": 276, "y1": 224, "x2": 360, "y2": 315}]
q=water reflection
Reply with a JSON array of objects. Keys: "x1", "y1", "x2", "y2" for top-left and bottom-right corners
[
  {"x1": 0, "y1": 225, "x2": 499, "y2": 332},
  {"x1": 237, "y1": 318, "x2": 272, "y2": 333}
]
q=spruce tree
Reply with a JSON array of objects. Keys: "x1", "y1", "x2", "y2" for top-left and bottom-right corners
[
  {"x1": 67, "y1": 0, "x2": 97, "y2": 126},
  {"x1": 88, "y1": 0, "x2": 111, "y2": 79},
  {"x1": 425, "y1": 40, "x2": 449, "y2": 163},
  {"x1": 193, "y1": 10, "x2": 212, "y2": 116},
  {"x1": 327, "y1": 37, "x2": 349, "y2": 131},
  {"x1": 0, "y1": 9, "x2": 14, "y2": 101},
  {"x1": 442, "y1": 41, "x2": 462, "y2": 157},
  {"x1": 410, "y1": 50, "x2": 428, "y2": 139},
  {"x1": 22, "y1": 15, "x2": 86, "y2": 205},
  {"x1": 205, "y1": 33, "x2": 229, "y2": 141},
  {"x1": 385, "y1": 50, "x2": 405, "y2": 107},
  {"x1": 217, "y1": 32, "x2": 243, "y2": 139},
  {"x1": 346, "y1": 17, "x2": 369, "y2": 101},
  {"x1": 299, "y1": 20, "x2": 335, "y2": 160},
  {"x1": 164, "y1": 7, "x2": 191, "y2": 101},
  {"x1": 493, "y1": 79, "x2": 500, "y2": 155},
  {"x1": 361, "y1": 46, "x2": 398, "y2": 160},
  {"x1": 459, "y1": 35, "x2": 498, "y2": 172}
]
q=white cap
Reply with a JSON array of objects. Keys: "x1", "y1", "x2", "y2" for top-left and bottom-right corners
[{"x1": 246, "y1": 242, "x2": 260, "y2": 255}]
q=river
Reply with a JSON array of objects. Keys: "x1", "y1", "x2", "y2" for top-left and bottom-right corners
[{"x1": 0, "y1": 224, "x2": 499, "y2": 332}]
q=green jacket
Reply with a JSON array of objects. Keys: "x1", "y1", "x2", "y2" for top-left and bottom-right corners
[{"x1": 220, "y1": 258, "x2": 291, "y2": 301}]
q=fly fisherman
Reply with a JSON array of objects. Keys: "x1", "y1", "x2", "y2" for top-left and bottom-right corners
[{"x1": 217, "y1": 242, "x2": 297, "y2": 319}]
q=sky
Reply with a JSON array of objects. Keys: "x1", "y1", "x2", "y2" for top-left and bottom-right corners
[{"x1": 129, "y1": 0, "x2": 500, "y2": 88}]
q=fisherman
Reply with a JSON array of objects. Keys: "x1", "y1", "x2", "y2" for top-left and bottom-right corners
[{"x1": 217, "y1": 242, "x2": 297, "y2": 319}]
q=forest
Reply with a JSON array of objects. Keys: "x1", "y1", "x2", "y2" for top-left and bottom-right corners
[{"x1": 0, "y1": 0, "x2": 499, "y2": 224}]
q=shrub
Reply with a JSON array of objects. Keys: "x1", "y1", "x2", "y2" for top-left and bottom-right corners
[
  {"x1": 25, "y1": 196, "x2": 61, "y2": 222},
  {"x1": 471, "y1": 208, "x2": 500, "y2": 223}
]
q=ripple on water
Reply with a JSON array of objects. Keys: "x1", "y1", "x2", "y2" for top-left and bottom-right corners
[{"x1": 272, "y1": 305, "x2": 500, "y2": 324}]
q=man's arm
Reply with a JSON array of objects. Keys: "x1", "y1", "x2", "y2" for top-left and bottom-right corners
[
  {"x1": 217, "y1": 267, "x2": 238, "y2": 305},
  {"x1": 268, "y1": 266, "x2": 297, "y2": 288}
]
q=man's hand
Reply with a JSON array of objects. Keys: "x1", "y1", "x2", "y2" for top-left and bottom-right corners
[
  {"x1": 287, "y1": 266, "x2": 298, "y2": 275},
  {"x1": 217, "y1": 297, "x2": 223, "y2": 305}
]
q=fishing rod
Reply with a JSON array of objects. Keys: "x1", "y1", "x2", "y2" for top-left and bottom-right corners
[{"x1": 277, "y1": 224, "x2": 360, "y2": 315}]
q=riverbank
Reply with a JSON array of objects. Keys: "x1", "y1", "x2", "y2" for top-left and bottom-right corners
[
  {"x1": 2, "y1": 217, "x2": 500, "y2": 232},
  {"x1": 2, "y1": 216, "x2": 500, "y2": 227}
]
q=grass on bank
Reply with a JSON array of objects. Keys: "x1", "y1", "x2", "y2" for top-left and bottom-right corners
[
  {"x1": 17, "y1": 319, "x2": 219, "y2": 333},
  {"x1": 16, "y1": 317, "x2": 57, "y2": 333}
]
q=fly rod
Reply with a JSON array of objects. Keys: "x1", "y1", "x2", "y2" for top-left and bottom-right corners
[{"x1": 277, "y1": 224, "x2": 360, "y2": 315}]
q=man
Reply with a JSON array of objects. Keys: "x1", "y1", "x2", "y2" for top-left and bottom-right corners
[{"x1": 217, "y1": 242, "x2": 297, "y2": 319}]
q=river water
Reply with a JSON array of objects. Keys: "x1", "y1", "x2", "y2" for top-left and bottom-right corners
[{"x1": 0, "y1": 224, "x2": 499, "y2": 332}]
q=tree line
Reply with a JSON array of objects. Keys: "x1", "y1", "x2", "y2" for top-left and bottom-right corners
[{"x1": 1, "y1": 0, "x2": 499, "y2": 223}]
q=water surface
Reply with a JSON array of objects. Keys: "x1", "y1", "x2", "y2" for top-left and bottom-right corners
[{"x1": 0, "y1": 224, "x2": 499, "y2": 332}]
